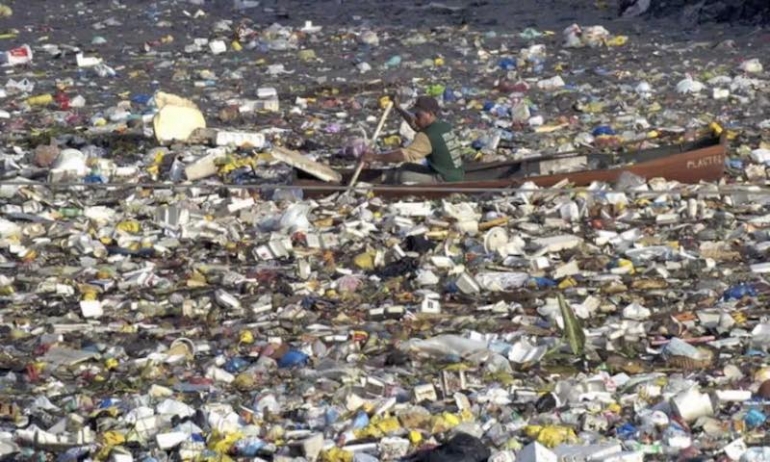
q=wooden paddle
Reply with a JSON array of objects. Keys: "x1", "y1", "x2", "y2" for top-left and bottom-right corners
[{"x1": 347, "y1": 101, "x2": 394, "y2": 193}]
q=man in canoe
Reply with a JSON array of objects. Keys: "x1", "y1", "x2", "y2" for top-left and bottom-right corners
[{"x1": 362, "y1": 95, "x2": 465, "y2": 184}]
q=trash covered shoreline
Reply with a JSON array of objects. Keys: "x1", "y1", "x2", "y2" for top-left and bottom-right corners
[{"x1": 3, "y1": 1, "x2": 770, "y2": 461}]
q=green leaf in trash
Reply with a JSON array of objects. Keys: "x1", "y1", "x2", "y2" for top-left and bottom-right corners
[{"x1": 557, "y1": 294, "x2": 585, "y2": 357}]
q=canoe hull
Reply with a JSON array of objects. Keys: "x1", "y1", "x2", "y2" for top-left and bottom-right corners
[{"x1": 291, "y1": 137, "x2": 726, "y2": 199}]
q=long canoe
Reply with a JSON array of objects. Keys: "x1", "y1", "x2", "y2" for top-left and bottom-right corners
[{"x1": 290, "y1": 135, "x2": 727, "y2": 199}]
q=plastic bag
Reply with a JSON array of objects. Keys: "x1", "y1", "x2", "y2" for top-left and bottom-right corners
[
  {"x1": 279, "y1": 204, "x2": 311, "y2": 234},
  {"x1": 407, "y1": 433, "x2": 491, "y2": 462}
]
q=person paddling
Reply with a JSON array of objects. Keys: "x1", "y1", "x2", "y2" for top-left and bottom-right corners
[{"x1": 362, "y1": 95, "x2": 465, "y2": 184}]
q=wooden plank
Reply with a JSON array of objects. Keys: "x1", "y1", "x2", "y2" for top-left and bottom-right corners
[{"x1": 271, "y1": 146, "x2": 342, "y2": 183}]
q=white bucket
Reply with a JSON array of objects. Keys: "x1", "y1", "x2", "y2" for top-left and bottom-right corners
[{"x1": 670, "y1": 388, "x2": 715, "y2": 422}]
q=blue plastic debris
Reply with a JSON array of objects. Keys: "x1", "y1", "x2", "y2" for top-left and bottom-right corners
[
  {"x1": 278, "y1": 350, "x2": 310, "y2": 368},
  {"x1": 592, "y1": 125, "x2": 616, "y2": 137},
  {"x1": 131, "y1": 94, "x2": 153, "y2": 105},
  {"x1": 616, "y1": 422, "x2": 637, "y2": 440},
  {"x1": 224, "y1": 357, "x2": 250, "y2": 373},
  {"x1": 723, "y1": 283, "x2": 757, "y2": 301},
  {"x1": 533, "y1": 277, "x2": 557, "y2": 289},
  {"x1": 745, "y1": 409, "x2": 766, "y2": 428},
  {"x1": 234, "y1": 438, "x2": 267, "y2": 457},
  {"x1": 498, "y1": 57, "x2": 517, "y2": 70},
  {"x1": 351, "y1": 410, "x2": 370, "y2": 429}
]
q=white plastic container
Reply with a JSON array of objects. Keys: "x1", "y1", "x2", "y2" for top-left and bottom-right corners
[
  {"x1": 670, "y1": 388, "x2": 716, "y2": 422},
  {"x1": 215, "y1": 131, "x2": 266, "y2": 149},
  {"x1": 257, "y1": 87, "x2": 278, "y2": 99},
  {"x1": 1, "y1": 45, "x2": 33, "y2": 66}
]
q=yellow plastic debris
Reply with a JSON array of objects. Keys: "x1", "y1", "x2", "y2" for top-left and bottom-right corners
[
  {"x1": 434, "y1": 57, "x2": 445, "y2": 66},
  {"x1": 583, "y1": 102, "x2": 605, "y2": 114},
  {"x1": 617, "y1": 259, "x2": 635, "y2": 275},
  {"x1": 361, "y1": 402, "x2": 376, "y2": 414},
  {"x1": 146, "y1": 164, "x2": 160, "y2": 177},
  {"x1": 203, "y1": 456, "x2": 234, "y2": 462},
  {"x1": 152, "y1": 150, "x2": 166, "y2": 165},
  {"x1": 120, "y1": 324, "x2": 137, "y2": 334},
  {"x1": 382, "y1": 134, "x2": 401, "y2": 147},
  {"x1": 116, "y1": 221, "x2": 141, "y2": 234},
  {"x1": 101, "y1": 431, "x2": 126, "y2": 446},
  {"x1": 353, "y1": 426, "x2": 377, "y2": 440},
  {"x1": 231, "y1": 41, "x2": 242, "y2": 51},
  {"x1": 754, "y1": 367, "x2": 770, "y2": 383},
  {"x1": 265, "y1": 425, "x2": 285, "y2": 441},
  {"x1": 468, "y1": 100, "x2": 484, "y2": 111},
  {"x1": 239, "y1": 330, "x2": 254, "y2": 344},
  {"x1": 408, "y1": 430, "x2": 423, "y2": 445},
  {"x1": 458, "y1": 409, "x2": 475, "y2": 422},
  {"x1": 353, "y1": 252, "x2": 375, "y2": 270},
  {"x1": 27, "y1": 94, "x2": 53, "y2": 106},
  {"x1": 379, "y1": 96, "x2": 392, "y2": 109},
  {"x1": 29, "y1": 362, "x2": 45, "y2": 376},
  {"x1": 431, "y1": 412, "x2": 461, "y2": 434},
  {"x1": 376, "y1": 417, "x2": 402, "y2": 434},
  {"x1": 535, "y1": 124, "x2": 568, "y2": 133},
  {"x1": 524, "y1": 425, "x2": 577, "y2": 448},
  {"x1": 233, "y1": 372, "x2": 255, "y2": 390},
  {"x1": 320, "y1": 448, "x2": 353, "y2": 462},
  {"x1": 81, "y1": 286, "x2": 99, "y2": 301},
  {"x1": 209, "y1": 431, "x2": 243, "y2": 454},
  {"x1": 96, "y1": 270, "x2": 112, "y2": 279},
  {"x1": 606, "y1": 35, "x2": 628, "y2": 47},
  {"x1": 558, "y1": 277, "x2": 577, "y2": 289},
  {"x1": 606, "y1": 403, "x2": 621, "y2": 413},
  {"x1": 218, "y1": 156, "x2": 256, "y2": 175},
  {"x1": 104, "y1": 358, "x2": 119, "y2": 370},
  {"x1": 9, "y1": 329, "x2": 27, "y2": 340},
  {"x1": 298, "y1": 49, "x2": 316, "y2": 61}
]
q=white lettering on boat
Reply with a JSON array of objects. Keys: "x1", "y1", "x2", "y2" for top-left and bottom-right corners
[{"x1": 686, "y1": 155, "x2": 723, "y2": 170}]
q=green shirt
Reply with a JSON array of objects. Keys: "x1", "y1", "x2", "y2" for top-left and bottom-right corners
[{"x1": 421, "y1": 121, "x2": 465, "y2": 182}]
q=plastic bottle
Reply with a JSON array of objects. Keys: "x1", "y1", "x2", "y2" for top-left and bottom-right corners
[
  {"x1": 169, "y1": 157, "x2": 185, "y2": 182},
  {"x1": 27, "y1": 94, "x2": 53, "y2": 106},
  {"x1": 55, "y1": 92, "x2": 70, "y2": 110}
]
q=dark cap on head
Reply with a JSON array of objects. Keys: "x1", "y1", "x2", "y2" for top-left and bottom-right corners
[{"x1": 410, "y1": 96, "x2": 440, "y2": 115}]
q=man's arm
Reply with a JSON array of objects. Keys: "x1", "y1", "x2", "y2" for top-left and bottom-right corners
[
  {"x1": 363, "y1": 133, "x2": 432, "y2": 165},
  {"x1": 363, "y1": 149, "x2": 407, "y2": 164}
]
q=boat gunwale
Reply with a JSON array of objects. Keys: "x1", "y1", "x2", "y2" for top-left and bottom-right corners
[{"x1": 291, "y1": 135, "x2": 727, "y2": 198}]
